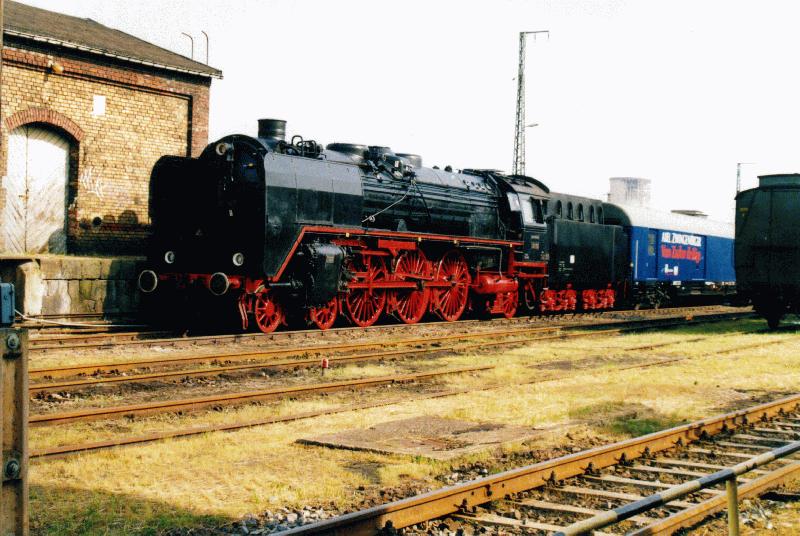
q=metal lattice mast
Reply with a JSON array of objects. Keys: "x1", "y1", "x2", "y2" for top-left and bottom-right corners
[{"x1": 513, "y1": 30, "x2": 548, "y2": 176}]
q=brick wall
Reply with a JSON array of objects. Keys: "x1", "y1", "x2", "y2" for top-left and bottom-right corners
[{"x1": 0, "y1": 39, "x2": 212, "y2": 255}]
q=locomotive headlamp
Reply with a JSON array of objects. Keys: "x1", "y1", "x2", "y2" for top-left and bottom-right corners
[
  {"x1": 232, "y1": 252, "x2": 245, "y2": 267},
  {"x1": 164, "y1": 251, "x2": 176, "y2": 264},
  {"x1": 215, "y1": 142, "x2": 231, "y2": 156}
]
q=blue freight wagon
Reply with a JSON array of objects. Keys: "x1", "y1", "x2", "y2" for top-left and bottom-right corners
[{"x1": 602, "y1": 203, "x2": 736, "y2": 308}]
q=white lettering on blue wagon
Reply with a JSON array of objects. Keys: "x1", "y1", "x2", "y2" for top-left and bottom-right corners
[{"x1": 660, "y1": 231, "x2": 702, "y2": 247}]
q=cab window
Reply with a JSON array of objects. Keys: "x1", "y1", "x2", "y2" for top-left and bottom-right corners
[
  {"x1": 506, "y1": 193, "x2": 521, "y2": 212},
  {"x1": 532, "y1": 199, "x2": 544, "y2": 223},
  {"x1": 520, "y1": 196, "x2": 534, "y2": 225}
]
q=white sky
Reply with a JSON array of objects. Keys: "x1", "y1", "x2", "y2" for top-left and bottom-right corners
[{"x1": 19, "y1": 0, "x2": 800, "y2": 221}]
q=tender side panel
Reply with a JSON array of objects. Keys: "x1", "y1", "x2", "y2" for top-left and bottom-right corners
[{"x1": 547, "y1": 220, "x2": 623, "y2": 289}]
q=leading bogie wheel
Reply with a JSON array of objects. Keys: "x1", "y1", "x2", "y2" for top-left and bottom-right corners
[
  {"x1": 253, "y1": 291, "x2": 284, "y2": 333},
  {"x1": 432, "y1": 250, "x2": 470, "y2": 322}
]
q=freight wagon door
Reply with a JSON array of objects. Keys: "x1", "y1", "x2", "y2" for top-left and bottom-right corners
[
  {"x1": 769, "y1": 189, "x2": 800, "y2": 287},
  {"x1": 4, "y1": 125, "x2": 70, "y2": 254},
  {"x1": 631, "y1": 228, "x2": 657, "y2": 281}
]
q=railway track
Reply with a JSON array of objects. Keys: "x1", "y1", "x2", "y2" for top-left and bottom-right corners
[
  {"x1": 281, "y1": 394, "x2": 800, "y2": 535},
  {"x1": 26, "y1": 305, "x2": 745, "y2": 352},
  {"x1": 30, "y1": 316, "x2": 779, "y2": 459},
  {"x1": 28, "y1": 309, "x2": 748, "y2": 390},
  {"x1": 30, "y1": 364, "x2": 491, "y2": 426}
]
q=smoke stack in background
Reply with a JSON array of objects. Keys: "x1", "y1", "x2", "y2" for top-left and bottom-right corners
[
  {"x1": 258, "y1": 119, "x2": 286, "y2": 141},
  {"x1": 608, "y1": 177, "x2": 651, "y2": 207}
]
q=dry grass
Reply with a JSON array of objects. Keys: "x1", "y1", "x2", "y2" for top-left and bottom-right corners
[{"x1": 30, "y1": 318, "x2": 800, "y2": 534}]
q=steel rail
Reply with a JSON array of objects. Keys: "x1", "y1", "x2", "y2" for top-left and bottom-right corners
[
  {"x1": 29, "y1": 333, "x2": 559, "y2": 394},
  {"x1": 629, "y1": 461, "x2": 800, "y2": 535},
  {"x1": 28, "y1": 364, "x2": 492, "y2": 427},
  {"x1": 29, "y1": 311, "x2": 745, "y2": 381},
  {"x1": 28, "y1": 313, "x2": 757, "y2": 394},
  {"x1": 28, "y1": 324, "x2": 562, "y2": 380},
  {"x1": 29, "y1": 329, "x2": 173, "y2": 346},
  {"x1": 29, "y1": 338, "x2": 788, "y2": 459},
  {"x1": 27, "y1": 305, "x2": 742, "y2": 352},
  {"x1": 279, "y1": 394, "x2": 800, "y2": 535},
  {"x1": 555, "y1": 440, "x2": 800, "y2": 535},
  {"x1": 30, "y1": 344, "x2": 720, "y2": 459}
]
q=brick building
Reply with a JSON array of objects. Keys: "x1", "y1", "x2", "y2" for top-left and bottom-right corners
[{"x1": 1, "y1": 0, "x2": 221, "y2": 256}]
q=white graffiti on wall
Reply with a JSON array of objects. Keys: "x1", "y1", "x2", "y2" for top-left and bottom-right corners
[{"x1": 79, "y1": 166, "x2": 105, "y2": 201}]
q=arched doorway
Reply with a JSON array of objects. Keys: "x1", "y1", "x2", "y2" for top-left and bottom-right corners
[{"x1": 5, "y1": 124, "x2": 72, "y2": 253}]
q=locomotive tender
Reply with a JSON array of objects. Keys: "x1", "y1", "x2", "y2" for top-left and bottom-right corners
[
  {"x1": 735, "y1": 173, "x2": 800, "y2": 328},
  {"x1": 138, "y1": 119, "x2": 734, "y2": 332}
]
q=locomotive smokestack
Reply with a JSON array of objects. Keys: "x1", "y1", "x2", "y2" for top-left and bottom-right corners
[{"x1": 258, "y1": 119, "x2": 287, "y2": 141}]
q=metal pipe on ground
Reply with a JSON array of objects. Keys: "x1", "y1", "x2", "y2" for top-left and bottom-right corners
[{"x1": 554, "y1": 440, "x2": 800, "y2": 536}]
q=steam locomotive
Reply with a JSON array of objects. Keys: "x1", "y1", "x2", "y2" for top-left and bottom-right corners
[
  {"x1": 735, "y1": 173, "x2": 800, "y2": 328},
  {"x1": 138, "y1": 119, "x2": 735, "y2": 332}
]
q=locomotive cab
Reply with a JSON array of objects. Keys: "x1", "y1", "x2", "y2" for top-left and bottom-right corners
[{"x1": 489, "y1": 173, "x2": 549, "y2": 263}]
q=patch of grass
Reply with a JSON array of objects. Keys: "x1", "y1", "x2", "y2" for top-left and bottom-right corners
[
  {"x1": 29, "y1": 313, "x2": 800, "y2": 534},
  {"x1": 568, "y1": 401, "x2": 686, "y2": 437},
  {"x1": 31, "y1": 484, "x2": 227, "y2": 535}
]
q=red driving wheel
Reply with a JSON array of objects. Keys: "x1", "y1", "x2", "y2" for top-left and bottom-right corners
[
  {"x1": 253, "y1": 290, "x2": 284, "y2": 333},
  {"x1": 390, "y1": 250, "x2": 430, "y2": 324},
  {"x1": 344, "y1": 255, "x2": 387, "y2": 327},
  {"x1": 432, "y1": 250, "x2": 470, "y2": 322},
  {"x1": 308, "y1": 297, "x2": 338, "y2": 330}
]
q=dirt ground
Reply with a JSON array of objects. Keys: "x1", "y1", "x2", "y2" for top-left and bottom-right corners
[{"x1": 29, "y1": 316, "x2": 800, "y2": 535}]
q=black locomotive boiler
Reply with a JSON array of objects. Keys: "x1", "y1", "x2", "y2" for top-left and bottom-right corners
[
  {"x1": 735, "y1": 173, "x2": 800, "y2": 328},
  {"x1": 138, "y1": 119, "x2": 622, "y2": 332}
]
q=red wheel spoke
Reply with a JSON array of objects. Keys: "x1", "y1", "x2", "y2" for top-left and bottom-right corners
[
  {"x1": 431, "y1": 250, "x2": 470, "y2": 322},
  {"x1": 253, "y1": 291, "x2": 284, "y2": 333},
  {"x1": 389, "y1": 250, "x2": 431, "y2": 325},
  {"x1": 345, "y1": 256, "x2": 386, "y2": 327},
  {"x1": 308, "y1": 297, "x2": 338, "y2": 330}
]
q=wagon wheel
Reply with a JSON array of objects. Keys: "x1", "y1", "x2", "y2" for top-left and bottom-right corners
[
  {"x1": 308, "y1": 297, "x2": 338, "y2": 330},
  {"x1": 501, "y1": 291, "x2": 518, "y2": 319},
  {"x1": 389, "y1": 250, "x2": 431, "y2": 324},
  {"x1": 522, "y1": 280, "x2": 537, "y2": 312},
  {"x1": 344, "y1": 255, "x2": 387, "y2": 327},
  {"x1": 432, "y1": 250, "x2": 471, "y2": 322},
  {"x1": 253, "y1": 290, "x2": 284, "y2": 333}
]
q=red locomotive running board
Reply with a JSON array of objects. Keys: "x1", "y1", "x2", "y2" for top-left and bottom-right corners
[{"x1": 269, "y1": 225, "x2": 524, "y2": 282}]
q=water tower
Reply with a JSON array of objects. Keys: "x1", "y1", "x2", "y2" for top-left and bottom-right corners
[{"x1": 608, "y1": 177, "x2": 651, "y2": 207}]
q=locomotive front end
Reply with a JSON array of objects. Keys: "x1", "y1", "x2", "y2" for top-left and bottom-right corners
[{"x1": 139, "y1": 126, "x2": 271, "y2": 300}]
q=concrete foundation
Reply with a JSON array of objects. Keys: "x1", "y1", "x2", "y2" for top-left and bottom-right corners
[{"x1": 0, "y1": 255, "x2": 143, "y2": 316}]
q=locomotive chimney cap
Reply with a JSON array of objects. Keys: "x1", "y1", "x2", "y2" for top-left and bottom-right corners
[{"x1": 258, "y1": 119, "x2": 287, "y2": 141}]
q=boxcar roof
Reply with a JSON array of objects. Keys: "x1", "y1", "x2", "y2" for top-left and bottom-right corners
[{"x1": 603, "y1": 203, "x2": 734, "y2": 238}]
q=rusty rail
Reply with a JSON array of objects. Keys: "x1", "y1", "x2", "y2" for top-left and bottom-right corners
[
  {"x1": 280, "y1": 394, "x2": 800, "y2": 535},
  {"x1": 29, "y1": 364, "x2": 491, "y2": 426},
  {"x1": 29, "y1": 310, "x2": 746, "y2": 383},
  {"x1": 27, "y1": 305, "x2": 745, "y2": 352},
  {"x1": 555, "y1": 440, "x2": 800, "y2": 535}
]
